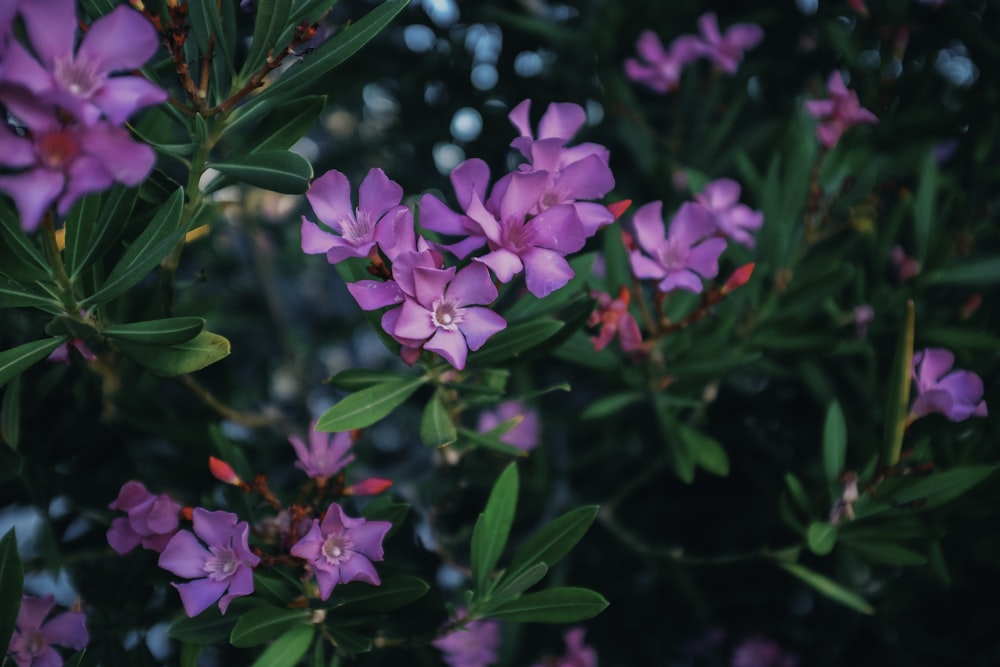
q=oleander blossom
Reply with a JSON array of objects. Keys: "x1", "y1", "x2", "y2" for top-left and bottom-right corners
[
  {"x1": 433, "y1": 612, "x2": 500, "y2": 667},
  {"x1": 107, "y1": 480, "x2": 182, "y2": 554},
  {"x1": 731, "y1": 635, "x2": 799, "y2": 667},
  {"x1": 804, "y1": 72, "x2": 878, "y2": 149},
  {"x1": 588, "y1": 286, "x2": 642, "y2": 352},
  {"x1": 289, "y1": 420, "x2": 355, "y2": 481},
  {"x1": 909, "y1": 348, "x2": 988, "y2": 422},
  {"x1": 0, "y1": 2, "x2": 166, "y2": 126},
  {"x1": 7, "y1": 595, "x2": 89, "y2": 667},
  {"x1": 694, "y1": 12, "x2": 764, "y2": 74},
  {"x1": 625, "y1": 30, "x2": 703, "y2": 93},
  {"x1": 533, "y1": 627, "x2": 598, "y2": 667},
  {"x1": 290, "y1": 503, "x2": 391, "y2": 600},
  {"x1": 695, "y1": 179, "x2": 764, "y2": 248},
  {"x1": 628, "y1": 201, "x2": 727, "y2": 293},
  {"x1": 158, "y1": 509, "x2": 260, "y2": 617},
  {"x1": 477, "y1": 401, "x2": 541, "y2": 451}
]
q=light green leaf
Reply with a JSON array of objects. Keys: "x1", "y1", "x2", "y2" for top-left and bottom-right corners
[
  {"x1": 506, "y1": 506, "x2": 598, "y2": 581},
  {"x1": 210, "y1": 151, "x2": 313, "y2": 194},
  {"x1": 882, "y1": 300, "x2": 914, "y2": 467},
  {"x1": 822, "y1": 401, "x2": 847, "y2": 485},
  {"x1": 421, "y1": 392, "x2": 456, "y2": 447},
  {"x1": 0, "y1": 337, "x2": 68, "y2": 390},
  {"x1": 677, "y1": 424, "x2": 730, "y2": 477},
  {"x1": 485, "y1": 587, "x2": 609, "y2": 623},
  {"x1": 0, "y1": 528, "x2": 24, "y2": 659},
  {"x1": 806, "y1": 521, "x2": 838, "y2": 556},
  {"x1": 248, "y1": 625, "x2": 314, "y2": 667},
  {"x1": 780, "y1": 563, "x2": 873, "y2": 614},
  {"x1": 230, "y1": 607, "x2": 309, "y2": 648},
  {"x1": 102, "y1": 317, "x2": 205, "y2": 346},
  {"x1": 471, "y1": 463, "x2": 519, "y2": 595},
  {"x1": 456, "y1": 426, "x2": 527, "y2": 457},
  {"x1": 115, "y1": 331, "x2": 231, "y2": 376},
  {"x1": 315, "y1": 375, "x2": 427, "y2": 432}
]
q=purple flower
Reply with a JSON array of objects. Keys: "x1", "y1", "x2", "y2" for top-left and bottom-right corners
[
  {"x1": 107, "y1": 480, "x2": 182, "y2": 554},
  {"x1": 853, "y1": 304, "x2": 874, "y2": 340},
  {"x1": 390, "y1": 263, "x2": 506, "y2": 370},
  {"x1": 418, "y1": 158, "x2": 496, "y2": 259},
  {"x1": 433, "y1": 613, "x2": 500, "y2": 667},
  {"x1": 909, "y1": 348, "x2": 988, "y2": 422},
  {"x1": 477, "y1": 401, "x2": 541, "y2": 451},
  {"x1": 290, "y1": 420, "x2": 355, "y2": 480},
  {"x1": 7, "y1": 595, "x2": 88, "y2": 667},
  {"x1": 694, "y1": 12, "x2": 764, "y2": 74},
  {"x1": 628, "y1": 201, "x2": 727, "y2": 293},
  {"x1": 804, "y1": 72, "x2": 878, "y2": 149},
  {"x1": 290, "y1": 503, "x2": 391, "y2": 600},
  {"x1": 588, "y1": 286, "x2": 642, "y2": 353},
  {"x1": 2, "y1": 2, "x2": 166, "y2": 125},
  {"x1": 0, "y1": 85, "x2": 156, "y2": 232},
  {"x1": 889, "y1": 244, "x2": 921, "y2": 281},
  {"x1": 625, "y1": 30, "x2": 704, "y2": 93},
  {"x1": 301, "y1": 168, "x2": 412, "y2": 264},
  {"x1": 694, "y1": 179, "x2": 764, "y2": 248},
  {"x1": 533, "y1": 627, "x2": 598, "y2": 667},
  {"x1": 47, "y1": 338, "x2": 97, "y2": 366},
  {"x1": 158, "y1": 508, "x2": 260, "y2": 617},
  {"x1": 731, "y1": 635, "x2": 798, "y2": 667}
]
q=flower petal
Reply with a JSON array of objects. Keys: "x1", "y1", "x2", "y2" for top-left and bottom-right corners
[
  {"x1": 92, "y1": 76, "x2": 168, "y2": 125},
  {"x1": 522, "y1": 247, "x2": 575, "y2": 298},
  {"x1": 445, "y1": 263, "x2": 497, "y2": 308},
  {"x1": 358, "y1": 168, "x2": 403, "y2": 222},
  {"x1": 338, "y1": 553, "x2": 381, "y2": 586},
  {"x1": 19, "y1": 0, "x2": 76, "y2": 65},
  {"x1": 173, "y1": 578, "x2": 228, "y2": 618},
  {"x1": 0, "y1": 169, "x2": 65, "y2": 233},
  {"x1": 16, "y1": 595, "x2": 56, "y2": 632},
  {"x1": 78, "y1": 5, "x2": 160, "y2": 71},
  {"x1": 307, "y1": 170, "x2": 353, "y2": 228},
  {"x1": 458, "y1": 307, "x2": 507, "y2": 352},
  {"x1": 158, "y1": 531, "x2": 210, "y2": 578},
  {"x1": 424, "y1": 328, "x2": 468, "y2": 369},
  {"x1": 191, "y1": 509, "x2": 239, "y2": 548},
  {"x1": 41, "y1": 611, "x2": 89, "y2": 650}
]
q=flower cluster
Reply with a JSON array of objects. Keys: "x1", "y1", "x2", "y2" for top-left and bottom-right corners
[
  {"x1": 433, "y1": 612, "x2": 501, "y2": 667},
  {"x1": 107, "y1": 480, "x2": 182, "y2": 555},
  {"x1": 625, "y1": 12, "x2": 764, "y2": 93},
  {"x1": 303, "y1": 99, "x2": 616, "y2": 369},
  {"x1": 7, "y1": 595, "x2": 89, "y2": 667},
  {"x1": 804, "y1": 71, "x2": 878, "y2": 149},
  {"x1": 0, "y1": 0, "x2": 165, "y2": 231},
  {"x1": 909, "y1": 348, "x2": 988, "y2": 423}
]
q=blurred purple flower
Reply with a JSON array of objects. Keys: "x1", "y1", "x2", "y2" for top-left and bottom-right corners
[
  {"x1": 8, "y1": 595, "x2": 88, "y2": 667},
  {"x1": 889, "y1": 244, "x2": 921, "y2": 281},
  {"x1": 158, "y1": 508, "x2": 260, "y2": 617},
  {"x1": 433, "y1": 613, "x2": 500, "y2": 667},
  {"x1": 47, "y1": 338, "x2": 97, "y2": 366},
  {"x1": 625, "y1": 30, "x2": 703, "y2": 93},
  {"x1": 804, "y1": 71, "x2": 878, "y2": 148},
  {"x1": 695, "y1": 12, "x2": 764, "y2": 74},
  {"x1": 628, "y1": 201, "x2": 727, "y2": 293},
  {"x1": 290, "y1": 421, "x2": 355, "y2": 481},
  {"x1": 2, "y1": 2, "x2": 166, "y2": 125},
  {"x1": 910, "y1": 348, "x2": 987, "y2": 422},
  {"x1": 107, "y1": 480, "x2": 182, "y2": 555},
  {"x1": 390, "y1": 263, "x2": 506, "y2": 370},
  {"x1": 588, "y1": 286, "x2": 642, "y2": 353},
  {"x1": 477, "y1": 400, "x2": 540, "y2": 451},
  {"x1": 301, "y1": 168, "x2": 412, "y2": 264},
  {"x1": 694, "y1": 178, "x2": 764, "y2": 248},
  {"x1": 853, "y1": 304, "x2": 874, "y2": 339},
  {"x1": 533, "y1": 627, "x2": 598, "y2": 667},
  {"x1": 290, "y1": 503, "x2": 391, "y2": 600},
  {"x1": 0, "y1": 85, "x2": 156, "y2": 232},
  {"x1": 731, "y1": 635, "x2": 798, "y2": 667}
]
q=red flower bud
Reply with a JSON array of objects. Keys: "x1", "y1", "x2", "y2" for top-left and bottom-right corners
[
  {"x1": 209, "y1": 456, "x2": 243, "y2": 486},
  {"x1": 607, "y1": 199, "x2": 632, "y2": 220},
  {"x1": 722, "y1": 263, "x2": 755, "y2": 294},
  {"x1": 342, "y1": 478, "x2": 393, "y2": 496}
]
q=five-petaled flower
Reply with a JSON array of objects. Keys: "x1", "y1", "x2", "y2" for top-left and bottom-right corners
[
  {"x1": 588, "y1": 286, "x2": 642, "y2": 353},
  {"x1": 694, "y1": 12, "x2": 764, "y2": 74},
  {"x1": 804, "y1": 71, "x2": 878, "y2": 149},
  {"x1": 158, "y1": 508, "x2": 260, "y2": 617},
  {"x1": 694, "y1": 178, "x2": 764, "y2": 248},
  {"x1": 290, "y1": 502, "x2": 391, "y2": 600},
  {"x1": 909, "y1": 348, "x2": 988, "y2": 423},
  {"x1": 107, "y1": 480, "x2": 182, "y2": 554},
  {"x1": 7, "y1": 594, "x2": 89, "y2": 667},
  {"x1": 432, "y1": 612, "x2": 500, "y2": 667},
  {"x1": 290, "y1": 420, "x2": 355, "y2": 481},
  {"x1": 627, "y1": 201, "x2": 727, "y2": 293},
  {"x1": 532, "y1": 627, "x2": 598, "y2": 667},
  {"x1": 624, "y1": 30, "x2": 703, "y2": 93}
]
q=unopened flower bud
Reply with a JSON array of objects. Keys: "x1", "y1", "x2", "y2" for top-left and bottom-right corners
[
  {"x1": 722, "y1": 263, "x2": 755, "y2": 294},
  {"x1": 342, "y1": 478, "x2": 393, "y2": 496},
  {"x1": 607, "y1": 199, "x2": 632, "y2": 220},
  {"x1": 208, "y1": 456, "x2": 243, "y2": 486}
]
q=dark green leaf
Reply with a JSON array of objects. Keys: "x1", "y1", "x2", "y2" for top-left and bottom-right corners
[
  {"x1": 326, "y1": 627, "x2": 372, "y2": 655},
  {"x1": 230, "y1": 607, "x2": 310, "y2": 648},
  {"x1": 845, "y1": 541, "x2": 927, "y2": 566},
  {"x1": 315, "y1": 375, "x2": 427, "y2": 431},
  {"x1": 0, "y1": 203, "x2": 49, "y2": 282},
  {"x1": 784, "y1": 473, "x2": 811, "y2": 514},
  {"x1": 326, "y1": 369, "x2": 404, "y2": 391},
  {"x1": 0, "y1": 276, "x2": 60, "y2": 312},
  {"x1": 102, "y1": 317, "x2": 205, "y2": 346},
  {"x1": 1, "y1": 374, "x2": 22, "y2": 450},
  {"x1": 210, "y1": 151, "x2": 313, "y2": 194},
  {"x1": 253, "y1": 571, "x2": 298, "y2": 605},
  {"x1": 780, "y1": 563, "x2": 873, "y2": 615},
  {"x1": 457, "y1": 426, "x2": 529, "y2": 457},
  {"x1": 467, "y1": 319, "x2": 564, "y2": 367},
  {"x1": 486, "y1": 562, "x2": 548, "y2": 609},
  {"x1": 806, "y1": 521, "x2": 838, "y2": 556},
  {"x1": 882, "y1": 300, "x2": 914, "y2": 467},
  {"x1": 115, "y1": 331, "x2": 231, "y2": 376},
  {"x1": 655, "y1": 404, "x2": 695, "y2": 484},
  {"x1": 361, "y1": 499, "x2": 410, "y2": 539},
  {"x1": 913, "y1": 150, "x2": 937, "y2": 263},
  {"x1": 63, "y1": 194, "x2": 103, "y2": 278},
  {"x1": 228, "y1": 96, "x2": 326, "y2": 155},
  {"x1": 242, "y1": 0, "x2": 293, "y2": 77},
  {"x1": 69, "y1": 183, "x2": 140, "y2": 278},
  {"x1": 471, "y1": 463, "x2": 519, "y2": 595},
  {"x1": 677, "y1": 424, "x2": 730, "y2": 477},
  {"x1": 336, "y1": 575, "x2": 430, "y2": 613},
  {"x1": 506, "y1": 506, "x2": 598, "y2": 581},
  {"x1": 421, "y1": 392, "x2": 456, "y2": 447},
  {"x1": 0, "y1": 338, "x2": 68, "y2": 390},
  {"x1": 924, "y1": 256, "x2": 1000, "y2": 285},
  {"x1": 485, "y1": 587, "x2": 609, "y2": 623},
  {"x1": 169, "y1": 607, "x2": 240, "y2": 644},
  {"x1": 822, "y1": 401, "x2": 847, "y2": 485},
  {"x1": 0, "y1": 528, "x2": 24, "y2": 659},
  {"x1": 180, "y1": 643, "x2": 202, "y2": 667},
  {"x1": 581, "y1": 392, "x2": 643, "y2": 420},
  {"x1": 886, "y1": 465, "x2": 996, "y2": 508},
  {"x1": 248, "y1": 625, "x2": 314, "y2": 667},
  {"x1": 82, "y1": 188, "x2": 185, "y2": 306}
]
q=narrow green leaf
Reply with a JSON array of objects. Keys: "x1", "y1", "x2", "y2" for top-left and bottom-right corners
[
  {"x1": 506, "y1": 506, "x2": 598, "y2": 581},
  {"x1": 822, "y1": 401, "x2": 847, "y2": 485},
  {"x1": 485, "y1": 587, "x2": 609, "y2": 623},
  {"x1": 882, "y1": 300, "x2": 914, "y2": 467},
  {"x1": 0, "y1": 276, "x2": 60, "y2": 311},
  {"x1": 248, "y1": 625, "x2": 314, "y2": 667},
  {"x1": 335, "y1": 575, "x2": 430, "y2": 613},
  {"x1": 115, "y1": 331, "x2": 231, "y2": 376},
  {"x1": 0, "y1": 528, "x2": 25, "y2": 658},
  {"x1": 325, "y1": 369, "x2": 403, "y2": 391},
  {"x1": 655, "y1": 404, "x2": 695, "y2": 484},
  {"x1": 180, "y1": 643, "x2": 203, "y2": 667},
  {"x1": 0, "y1": 338, "x2": 68, "y2": 390},
  {"x1": 467, "y1": 319, "x2": 564, "y2": 367},
  {"x1": 230, "y1": 607, "x2": 309, "y2": 648},
  {"x1": 887, "y1": 465, "x2": 996, "y2": 508},
  {"x1": 326, "y1": 627, "x2": 372, "y2": 655},
  {"x1": 241, "y1": 0, "x2": 293, "y2": 77},
  {"x1": 228, "y1": 95, "x2": 326, "y2": 155},
  {"x1": 210, "y1": 151, "x2": 313, "y2": 194},
  {"x1": 69, "y1": 183, "x2": 140, "y2": 279},
  {"x1": 846, "y1": 541, "x2": 927, "y2": 566},
  {"x1": 581, "y1": 392, "x2": 643, "y2": 420},
  {"x1": 169, "y1": 608, "x2": 240, "y2": 644},
  {"x1": 102, "y1": 317, "x2": 205, "y2": 345},
  {"x1": 0, "y1": 204, "x2": 49, "y2": 282},
  {"x1": 457, "y1": 426, "x2": 529, "y2": 457},
  {"x1": 806, "y1": 521, "x2": 838, "y2": 555},
  {"x1": 913, "y1": 150, "x2": 937, "y2": 263},
  {"x1": 421, "y1": 392, "x2": 457, "y2": 447},
  {"x1": 780, "y1": 563, "x2": 873, "y2": 615},
  {"x1": 315, "y1": 375, "x2": 427, "y2": 432},
  {"x1": 471, "y1": 463, "x2": 519, "y2": 594},
  {"x1": 677, "y1": 423, "x2": 730, "y2": 477},
  {"x1": 486, "y1": 562, "x2": 548, "y2": 609},
  {"x1": 63, "y1": 193, "x2": 103, "y2": 277},
  {"x1": 925, "y1": 256, "x2": 1000, "y2": 285},
  {"x1": 1, "y1": 374, "x2": 22, "y2": 450},
  {"x1": 784, "y1": 473, "x2": 811, "y2": 514},
  {"x1": 82, "y1": 188, "x2": 185, "y2": 306}
]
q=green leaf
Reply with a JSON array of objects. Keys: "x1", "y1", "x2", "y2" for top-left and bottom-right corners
[
  {"x1": 654, "y1": 404, "x2": 695, "y2": 484},
  {"x1": 1, "y1": 374, "x2": 22, "y2": 450},
  {"x1": 335, "y1": 575, "x2": 430, "y2": 613},
  {"x1": 179, "y1": 643, "x2": 202, "y2": 667},
  {"x1": 0, "y1": 337, "x2": 68, "y2": 390},
  {"x1": 248, "y1": 625, "x2": 315, "y2": 667},
  {"x1": 82, "y1": 188, "x2": 185, "y2": 306},
  {"x1": 421, "y1": 392, "x2": 457, "y2": 447},
  {"x1": 677, "y1": 424, "x2": 730, "y2": 477},
  {"x1": 806, "y1": 521, "x2": 838, "y2": 556},
  {"x1": 230, "y1": 607, "x2": 310, "y2": 648},
  {"x1": 0, "y1": 528, "x2": 24, "y2": 659},
  {"x1": 326, "y1": 627, "x2": 372, "y2": 655},
  {"x1": 0, "y1": 276, "x2": 60, "y2": 311},
  {"x1": 68, "y1": 183, "x2": 140, "y2": 279},
  {"x1": 924, "y1": 256, "x2": 1000, "y2": 285},
  {"x1": 784, "y1": 473, "x2": 811, "y2": 514},
  {"x1": 0, "y1": 204, "x2": 50, "y2": 282},
  {"x1": 169, "y1": 607, "x2": 240, "y2": 644},
  {"x1": 115, "y1": 331, "x2": 231, "y2": 376},
  {"x1": 507, "y1": 506, "x2": 598, "y2": 581},
  {"x1": 315, "y1": 375, "x2": 427, "y2": 432},
  {"x1": 210, "y1": 151, "x2": 313, "y2": 194},
  {"x1": 456, "y1": 426, "x2": 528, "y2": 457},
  {"x1": 485, "y1": 587, "x2": 609, "y2": 623},
  {"x1": 882, "y1": 300, "x2": 914, "y2": 467},
  {"x1": 63, "y1": 193, "x2": 103, "y2": 277},
  {"x1": 228, "y1": 95, "x2": 326, "y2": 155},
  {"x1": 886, "y1": 465, "x2": 996, "y2": 508},
  {"x1": 486, "y1": 562, "x2": 548, "y2": 609},
  {"x1": 325, "y1": 368, "x2": 403, "y2": 391},
  {"x1": 822, "y1": 401, "x2": 847, "y2": 485},
  {"x1": 581, "y1": 392, "x2": 643, "y2": 420},
  {"x1": 467, "y1": 319, "x2": 564, "y2": 367},
  {"x1": 241, "y1": 0, "x2": 293, "y2": 77},
  {"x1": 845, "y1": 541, "x2": 927, "y2": 566},
  {"x1": 471, "y1": 463, "x2": 519, "y2": 594},
  {"x1": 779, "y1": 563, "x2": 873, "y2": 615},
  {"x1": 912, "y1": 149, "x2": 937, "y2": 263},
  {"x1": 102, "y1": 317, "x2": 205, "y2": 345}
]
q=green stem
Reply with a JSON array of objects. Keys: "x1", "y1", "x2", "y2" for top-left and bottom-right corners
[
  {"x1": 40, "y1": 214, "x2": 76, "y2": 312},
  {"x1": 883, "y1": 299, "x2": 915, "y2": 467}
]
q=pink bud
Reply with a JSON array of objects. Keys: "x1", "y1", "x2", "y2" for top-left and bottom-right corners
[
  {"x1": 208, "y1": 457, "x2": 243, "y2": 485},
  {"x1": 607, "y1": 199, "x2": 632, "y2": 221},
  {"x1": 342, "y1": 478, "x2": 393, "y2": 496},
  {"x1": 722, "y1": 263, "x2": 755, "y2": 293}
]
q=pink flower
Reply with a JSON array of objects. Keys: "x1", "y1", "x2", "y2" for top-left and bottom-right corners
[
  {"x1": 731, "y1": 635, "x2": 798, "y2": 667},
  {"x1": 46, "y1": 338, "x2": 97, "y2": 366},
  {"x1": 625, "y1": 30, "x2": 704, "y2": 93},
  {"x1": 289, "y1": 421, "x2": 355, "y2": 480},
  {"x1": 7, "y1": 595, "x2": 89, "y2": 667},
  {"x1": 628, "y1": 201, "x2": 727, "y2": 293},
  {"x1": 107, "y1": 480, "x2": 182, "y2": 554},
  {"x1": 910, "y1": 348, "x2": 988, "y2": 422},
  {"x1": 477, "y1": 400, "x2": 541, "y2": 451},
  {"x1": 588, "y1": 287, "x2": 642, "y2": 353},
  {"x1": 694, "y1": 12, "x2": 764, "y2": 74},
  {"x1": 290, "y1": 503, "x2": 391, "y2": 600},
  {"x1": 533, "y1": 627, "x2": 598, "y2": 667},
  {"x1": 433, "y1": 613, "x2": 500, "y2": 667},
  {"x1": 695, "y1": 179, "x2": 764, "y2": 248},
  {"x1": 804, "y1": 72, "x2": 878, "y2": 149}
]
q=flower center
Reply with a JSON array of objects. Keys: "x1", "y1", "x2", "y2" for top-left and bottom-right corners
[
  {"x1": 203, "y1": 546, "x2": 239, "y2": 581},
  {"x1": 37, "y1": 130, "x2": 80, "y2": 169},
  {"x1": 341, "y1": 208, "x2": 375, "y2": 243},
  {"x1": 431, "y1": 297, "x2": 463, "y2": 331},
  {"x1": 25, "y1": 631, "x2": 46, "y2": 656},
  {"x1": 54, "y1": 55, "x2": 103, "y2": 98},
  {"x1": 321, "y1": 532, "x2": 353, "y2": 565},
  {"x1": 505, "y1": 220, "x2": 537, "y2": 252},
  {"x1": 656, "y1": 239, "x2": 688, "y2": 270}
]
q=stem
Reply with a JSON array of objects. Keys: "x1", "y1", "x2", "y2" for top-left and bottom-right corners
[
  {"x1": 176, "y1": 374, "x2": 278, "y2": 428},
  {"x1": 40, "y1": 214, "x2": 75, "y2": 310}
]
